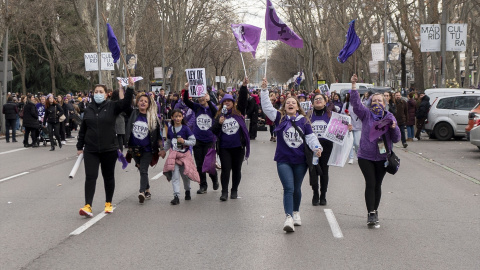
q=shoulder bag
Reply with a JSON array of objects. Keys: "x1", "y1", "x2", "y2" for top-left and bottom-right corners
[{"x1": 382, "y1": 134, "x2": 400, "y2": 175}]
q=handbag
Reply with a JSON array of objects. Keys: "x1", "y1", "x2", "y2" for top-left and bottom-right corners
[
  {"x1": 291, "y1": 121, "x2": 322, "y2": 176},
  {"x1": 56, "y1": 105, "x2": 66, "y2": 122},
  {"x1": 382, "y1": 134, "x2": 400, "y2": 175}
]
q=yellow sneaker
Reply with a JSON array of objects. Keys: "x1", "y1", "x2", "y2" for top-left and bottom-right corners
[
  {"x1": 79, "y1": 204, "x2": 93, "y2": 217},
  {"x1": 104, "y1": 202, "x2": 113, "y2": 214}
]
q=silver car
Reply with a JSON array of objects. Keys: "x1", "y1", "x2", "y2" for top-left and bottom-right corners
[
  {"x1": 470, "y1": 125, "x2": 480, "y2": 150},
  {"x1": 425, "y1": 94, "x2": 480, "y2": 140}
]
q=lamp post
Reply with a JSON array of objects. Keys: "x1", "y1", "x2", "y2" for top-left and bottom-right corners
[{"x1": 95, "y1": 0, "x2": 102, "y2": 84}]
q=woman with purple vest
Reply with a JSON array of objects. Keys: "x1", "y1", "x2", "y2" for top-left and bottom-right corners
[
  {"x1": 210, "y1": 77, "x2": 250, "y2": 201},
  {"x1": 350, "y1": 74, "x2": 400, "y2": 226},
  {"x1": 183, "y1": 83, "x2": 219, "y2": 194},
  {"x1": 260, "y1": 78, "x2": 322, "y2": 232}
]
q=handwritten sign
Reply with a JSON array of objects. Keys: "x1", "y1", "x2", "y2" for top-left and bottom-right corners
[
  {"x1": 116, "y1": 76, "x2": 143, "y2": 87},
  {"x1": 185, "y1": 68, "x2": 206, "y2": 97},
  {"x1": 323, "y1": 112, "x2": 351, "y2": 145},
  {"x1": 84, "y1": 53, "x2": 115, "y2": 71}
]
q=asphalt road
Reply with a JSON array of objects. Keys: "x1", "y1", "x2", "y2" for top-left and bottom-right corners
[{"x1": 1, "y1": 130, "x2": 479, "y2": 270}]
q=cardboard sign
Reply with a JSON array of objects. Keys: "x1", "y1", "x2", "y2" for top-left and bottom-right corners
[
  {"x1": 185, "y1": 68, "x2": 206, "y2": 97},
  {"x1": 323, "y1": 112, "x2": 351, "y2": 145},
  {"x1": 117, "y1": 76, "x2": 143, "y2": 87},
  {"x1": 84, "y1": 53, "x2": 115, "y2": 71}
]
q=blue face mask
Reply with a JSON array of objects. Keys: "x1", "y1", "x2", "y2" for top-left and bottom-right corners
[{"x1": 94, "y1": 93, "x2": 105, "y2": 104}]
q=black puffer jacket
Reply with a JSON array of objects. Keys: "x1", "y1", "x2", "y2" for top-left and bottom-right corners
[
  {"x1": 43, "y1": 103, "x2": 64, "y2": 125},
  {"x1": 2, "y1": 102, "x2": 18, "y2": 120},
  {"x1": 22, "y1": 101, "x2": 39, "y2": 128},
  {"x1": 77, "y1": 87, "x2": 133, "y2": 153},
  {"x1": 416, "y1": 95, "x2": 430, "y2": 119}
]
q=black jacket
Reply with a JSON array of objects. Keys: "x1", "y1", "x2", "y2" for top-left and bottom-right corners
[
  {"x1": 2, "y1": 102, "x2": 18, "y2": 120},
  {"x1": 77, "y1": 88, "x2": 133, "y2": 153},
  {"x1": 416, "y1": 95, "x2": 430, "y2": 119},
  {"x1": 43, "y1": 103, "x2": 64, "y2": 125},
  {"x1": 22, "y1": 101, "x2": 39, "y2": 128}
]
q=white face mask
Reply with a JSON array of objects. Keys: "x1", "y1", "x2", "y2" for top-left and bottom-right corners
[{"x1": 94, "y1": 93, "x2": 105, "y2": 104}]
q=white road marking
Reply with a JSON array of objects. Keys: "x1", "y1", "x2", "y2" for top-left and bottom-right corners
[
  {"x1": 0, "y1": 172, "x2": 29, "y2": 183},
  {"x1": 324, "y1": 209, "x2": 344, "y2": 239},
  {"x1": 70, "y1": 207, "x2": 116, "y2": 236},
  {"x1": 151, "y1": 172, "x2": 163, "y2": 180},
  {"x1": 0, "y1": 148, "x2": 27, "y2": 155}
]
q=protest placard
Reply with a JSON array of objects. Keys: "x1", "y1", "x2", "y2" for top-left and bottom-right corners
[
  {"x1": 226, "y1": 87, "x2": 233, "y2": 92},
  {"x1": 319, "y1": 84, "x2": 329, "y2": 95},
  {"x1": 185, "y1": 68, "x2": 207, "y2": 97},
  {"x1": 300, "y1": 101, "x2": 312, "y2": 112},
  {"x1": 323, "y1": 112, "x2": 351, "y2": 145},
  {"x1": 116, "y1": 76, "x2": 143, "y2": 87}
]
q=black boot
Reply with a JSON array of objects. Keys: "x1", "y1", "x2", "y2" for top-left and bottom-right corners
[
  {"x1": 212, "y1": 176, "x2": 219, "y2": 190},
  {"x1": 58, "y1": 139, "x2": 62, "y2": 148},
  {"x1": 185, "y1": 190, "x2": 191, "y2": 200},
  {"x1": 220, "y1": 191, "x2": 228, "y2": 201},
  {"x1": 170, "y1": 195, "x2": 180, "y2": 205},
  {"x1": 312, "y1": 190, "x2": 320, "y2": 206},
  {"x1": 319, "y1": 193, "x2": 327, "y2": 206},
  {"x1": 197, "y1": 186, "x2": 207, "y2": 194},
  {"x1": 230, "y1": 190, "x2": 238, "y2": 199},
  {"x1": 50, "y1": 145, "x2": 55, "y2": 151}
]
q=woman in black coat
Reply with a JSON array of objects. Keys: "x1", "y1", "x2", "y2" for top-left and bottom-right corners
[
  {"x1": 22, "y1": 95, "x2": 40, "y2": 147},
  {"x1": 43, "y1": 95, "x2": 64, "y2": 151}
]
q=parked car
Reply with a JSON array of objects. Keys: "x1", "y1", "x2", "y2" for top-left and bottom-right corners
[
  {"x1": 425, "y1": 88, "x2": 480, "y2": 105},
  {"x1": 469, "y1": 125, "x2": 480, "y2": 150},
  {"x1": 425, "y1": 94, "x2": 480, "y2": 140},
  {"x1": 465, "y1": 103, "x2": 480, "y2": 140}
]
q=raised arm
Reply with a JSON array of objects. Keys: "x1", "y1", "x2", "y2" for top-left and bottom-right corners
[
  {"x1": 183, "y1": 83, "x2": 195, "y2": 110},
  {"x1": 260, "y1": 78, "x2": 278, "y2": 122},
  {"x1": 349, "y1": 74, "x2": 369, "y2": 121}
]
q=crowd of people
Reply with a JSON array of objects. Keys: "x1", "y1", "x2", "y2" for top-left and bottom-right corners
[{"x1": 2, "y1": 75, "x2": 433, "y2": 233}]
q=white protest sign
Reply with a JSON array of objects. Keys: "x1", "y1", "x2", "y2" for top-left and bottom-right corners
[
  {"x1": 420, "y1": 24, "x2": 441, "y2": 52},
  {"x1": 369, "y1": 61, "x2": 379, "y2": 73},
  {"x1": 116, "y1": 76, "x2": 144, "y2": 87},
  {"x1": 319, "y1": 84, "x2": 329, "y2": 95},
  {"x1": 371, "y1": 43, "x2": 384, "y2": 62},
  {"x1": 226, "y1": 87, "x2": 233, "y2": 92},
  {"x1": 84, "y1": 53, "x2": 115, "y2": 71},
  {"x1": 300, "y1": 101, "x2": 312, "y2": 112},
  {"x1": 323, "y1": 112, "x2": 351, "y2": 145},
  {"x1": 446, "y1": 24, "x2": 467, "y2": 52},
  {"x1": 185, "y1": 68, "x2": 207, "y2": 97}
]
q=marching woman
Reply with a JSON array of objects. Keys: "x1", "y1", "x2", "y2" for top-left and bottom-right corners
[
  {"x1": 350, "y1": 74, "x2": 400, "y2": 225},
  {"x1": 124, "y1": 90, "x2": 164, "y2": 204},
  {"x1": 183, "y1": 84, "x2": 219, "y2": 194},
  {"x1": 77, "y1": 79, "x2": 132, "y2": 217},
  {"x1": 342, "y1": 93, "x2": 362, "y2": 165},
  {"x1": 308, "y1": 92, "x2": 347, "y2": 206},
  {"x1": 260, "y1": 78, "x2": 322, "y2": 232},
  {"x1": 210, "y1": 77, "x2": 250, "y2": 201},
  {"x1": 43, "y1": 94, "x2": 64, "y2": 151}
]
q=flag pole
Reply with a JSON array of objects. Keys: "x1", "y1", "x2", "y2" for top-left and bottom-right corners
[
  {"x1": 102, "y1": 13, "x2": 131, "y2": 78},
  {"x1": 240, "y1": 52, "x2": 247, "y2": 78},
  {"x1": 265, "y1": 40, "x2": 268, "y2": 78},
  {"x1": 354, "y1": 51, "x2": 357, "y2": 76}
]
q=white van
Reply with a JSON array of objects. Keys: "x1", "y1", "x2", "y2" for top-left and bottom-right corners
[
  {"x1": 329, "y1": 83, "x2": 373, "y2": 93},
  {"x1": 424, "y1": 88, "x2": 480, "y2": 104}
]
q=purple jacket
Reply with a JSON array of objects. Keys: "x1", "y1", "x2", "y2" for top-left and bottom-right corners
[{"x1": 350, "y1": 89, "x2": 400, "y2": 161}]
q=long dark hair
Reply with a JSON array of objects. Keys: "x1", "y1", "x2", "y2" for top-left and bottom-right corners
[
  {"x1": 170, "y1": 109, "x2": 187, "y2": 126},
  {"x1": 45, "y1": 96, "x2": 57, "y2": 108}
]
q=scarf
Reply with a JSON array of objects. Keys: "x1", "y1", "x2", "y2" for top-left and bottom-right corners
[
  {"x1": 370, "y1": 103, "x2": 384, "y2": 121},
  {"x1": 274, "y1": 113, "x2": 300, "y2": 133}
]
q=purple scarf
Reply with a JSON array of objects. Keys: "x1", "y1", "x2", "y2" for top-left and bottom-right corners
[
  {"x1": 370, "y1": 103, "x2": 384, "y2": 121},
  {"x1": 274, "y1": 113, "x2": 299, "y2": 133}
]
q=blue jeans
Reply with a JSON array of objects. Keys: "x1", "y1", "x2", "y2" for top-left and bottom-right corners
[
  {"x1": 277, "y1": 162, "x2": 308, "y2": 217},
  {"x1": 349, "y1": 130, "x2": 361, "y2": 159},
  {"x1": 406, "y1": 125, "x2": 414, "y2": 139}
]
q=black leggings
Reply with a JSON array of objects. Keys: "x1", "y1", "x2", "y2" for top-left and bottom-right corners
[
  {"x1": 269, "y1": 124, "x2": 276, "y2": 137},
  {"x1": 193, "y1": 140, "x2": 217, "y2": 189},
  {"x1": 47, "y1": 122, "x2": 61, "y2": 146},
  {"x1": 24, "y1": 127, "x2": 37, "y2": 145},
  {"x1": 311, "y1": 140, "x2": 333, "y2": 199},
  {"x1": 218, "y1": 147, "x2": 245, "y2": 193},
  {"x1": 358, "y1": 158, "x2": 387, "y2": 212},
  {"x1": 83, "y1": 150, "x2": 117, "y2": 206}
]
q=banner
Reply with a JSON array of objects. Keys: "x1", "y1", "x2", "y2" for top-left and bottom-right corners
[
  {"x1": 154, "y1": 67, "x2": 164, "y2": 79},
  {"x1": 371, "y1": 43, "x2": 384, "y2": 62},
  {"x1": 186, "y1": 68, "x2": 207, "y2": 97},
  {"x1": 388, "y1": 43, "x2": 401, "y2": 61},
  {"x1": 323, "y1": 112, "x2": 351, "y2": 145},
  {"x1": 420, "y1": 24, "x2": 441, "y2": 52},
  {"x1": 446, "y1": 24, "x2": 467, "y2": 52},
  {"x1": 126, "y1": 54, "x2": 137, "y2": 70},
  {"x1": 84, "y1": 53, "x2": 115, "y2": 71},
  {"x1": 369, "y1": 61, "x2": 379, "y2": 73},
  {"x1": 117, "y1": 76, "x2": 143, "y2": 87},
  {"x1": 215, "y1": 76, "x2": 226, "y2": 83}
]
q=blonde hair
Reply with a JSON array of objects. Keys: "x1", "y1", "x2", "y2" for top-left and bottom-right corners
[
  {"x1": 279, "y1": 96, "x2": 308, "y2": 123},
  {"x1": 136, "y1": 93, "x2": 159, "y2": 132}
]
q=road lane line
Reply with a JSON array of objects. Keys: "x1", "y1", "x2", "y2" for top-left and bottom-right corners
[
  {"x1": 70, "y1": 207, "x2": 116, "y2": 236},
  {"x1": 324, "y1": 209, "x2": 344, "y2": 239},
  {"x1": 0, "y1": 148, "x2": 27, "y2": 155},
  {"x1": 151, "y1": 172, "x2": 163, "y2": 180},
  {"x1": 0, "y1": 172, "x2": 29, "y2": 183},
  {"x1": 396, "y1": 146, "x2": 480, "y2": 185}
]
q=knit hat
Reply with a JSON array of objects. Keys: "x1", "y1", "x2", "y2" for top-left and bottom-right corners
[{"x1": 219, "y1": 94, "x2": 235, "y2": 105}]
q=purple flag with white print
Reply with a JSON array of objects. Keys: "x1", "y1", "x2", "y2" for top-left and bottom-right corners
[
  {"x1": 369, "y1": 118, "x2": 393, "y2": 142},
  {"x1": 231, "y1": 24, "x2": 262, "y2": 58},
  {"x1": 265, "y1": 0, "x2": 303, "y2": 48}
]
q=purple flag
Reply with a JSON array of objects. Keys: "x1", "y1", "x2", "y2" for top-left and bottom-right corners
[
  {"x1": 231, "y1": 24, "x2": 262, "y2": 58},
  {"x1": 265, "y1": 0, "x2": 303, "y2": 48},
  {"x1": 369, "y1": 118, "x2": 393, "y2": 142},
  {"x1": 337, "y1": 20, "x2": 361, "y2": 63},
  {"x1": 107, "y1": 23, "x2": 121, "y2": 63},
  {"x1": 295, "y1": 70, "x2": 303, "y2": 86}
]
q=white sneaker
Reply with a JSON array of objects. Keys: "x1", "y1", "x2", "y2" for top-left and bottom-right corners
[
  {"x1": 348, "y1": 158, "x2": 354, "y2": 164},
  {"x1": 61, "y1": 141, "x2": 66, "y2": 145},
  {"x1": 293, "y1": 211, "x2": 301, "y2": 226},
  {"x1": 283, "y1": 215, "x2": 295, "y2": 232}
]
